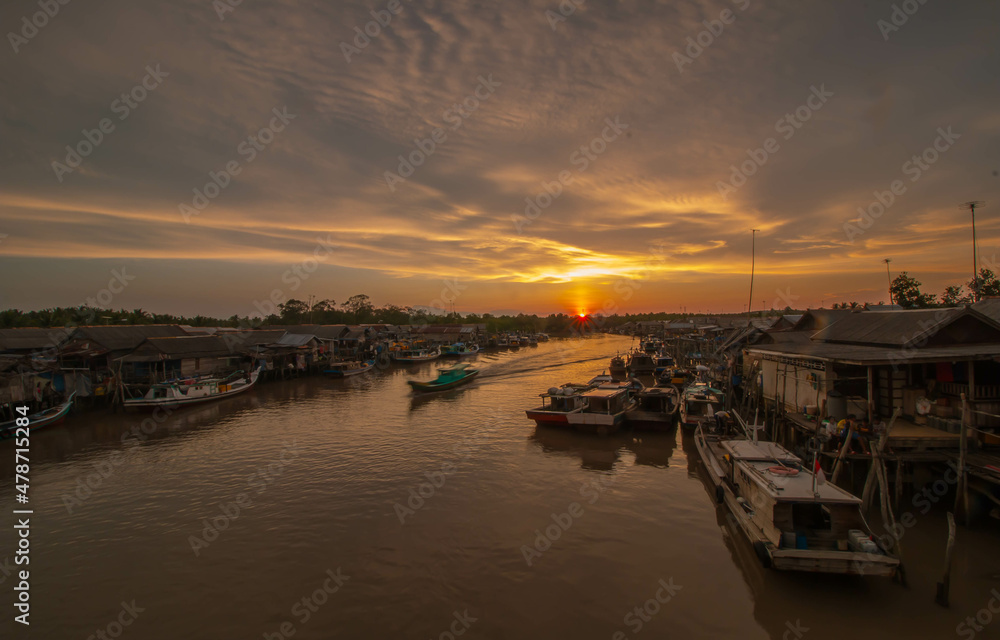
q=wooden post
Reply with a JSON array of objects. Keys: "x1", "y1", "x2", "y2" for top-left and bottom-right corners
[
  {"x1": 935, "y1": 512, "x2": 957, "y2": 607},
  {"x1": 956, "y1": 393, "x2": 970, "y2": 526},
  {"x1": 832, "y1": 421, "x2": 855, "y2": 484},
  {"x1": 862, "y1": 409, "x2": 901, "y2": 512}
]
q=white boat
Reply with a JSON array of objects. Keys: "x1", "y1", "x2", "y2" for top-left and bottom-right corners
[
  {"x1": 526, "y1": 380, "x2": 636, "y2": 436},
  {"x1": 392, "y1": 346, "x2": 442, "y2": 362},
  {"x1": 124, "y1": 367, "x2": 261, "y2": 409},
  {"x1": 325, "y1": 359, "x2": 375, "y2": 377},
  {"x1": 694, "y1": 427, "x2": 899, "y2": 576}
]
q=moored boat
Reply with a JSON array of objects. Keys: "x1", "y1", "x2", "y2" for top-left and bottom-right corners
[
  {"x1": 408, "y1": 363, "x2": 479, "y2": 393},
  {"x1": 679, "y1": 381, "x2": 725, "y2": 430},
  {"x1": 653, "y1": 354, "x2": 675, "y2": 377},
  {"x1": 124, "y1": 367, "x2": 261, "y2": 409},
  {"x1": 441, "y1": 342, "x2": 480, "y2": 357},
  {"x1": 694, "y1": 427, "x2": 899, "y2": 576},
  {"x1": 526, "y1": 380, "x2": 636, "y2": 436},
  {"x1": 627, "y1": 350, "x2": 656, "y2": 374},
  {"x1": 0, "y1": 392, "x2": 77, "y2": 438},
  {"x1": 324, "y1": 359, "x2": 375, "y2": 377},
  {"x1": 626, "y1": 386, "x2": 679, "y2": 431},
  {"x1": 609, "y1": 355, "x2": 628, "y2": 380},
  {"x1": 392, "y1": 345, "x2": 442, "y2": 362}
]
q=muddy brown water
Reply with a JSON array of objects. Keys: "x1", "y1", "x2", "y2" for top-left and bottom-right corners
[{"x1": 1, "y1": 334, "x2": 998, "y2": 639}]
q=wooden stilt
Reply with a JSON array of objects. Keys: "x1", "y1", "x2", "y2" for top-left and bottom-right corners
[
  {"x1": 956, "y1": 394, "x2": 969, "y2": 526},
  {"x1": 831, "y1": 423, "x2": 855, "y2": 485},
  {"x1": 935, "y1": 512, "x2": 956, "y2": 607},
  {"x1": 862, "y1": 409, "x2": 900, "y2": 512}
]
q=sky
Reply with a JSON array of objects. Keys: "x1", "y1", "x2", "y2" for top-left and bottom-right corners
[{"x1": 1, "y1": 0, "x2": 998, "y2": 317}]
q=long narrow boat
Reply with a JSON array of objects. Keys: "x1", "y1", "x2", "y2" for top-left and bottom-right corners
[
  {"x1": 694, "y1": 426, "x2": 899, "y2": 576},
  {"x1": 324, "y1": 359, "x2": 375, "y2": 377},
  {"x1": 408, "y1": 363, "x2": 479, "y2": 393},
  {"x1": 0, "y1": 392, "x2": 76, "y2": 438},
  {"x1": 392, "y1": 346, "x2": 442, "y2": 362},
  {"x1": 123, "y1": 366, "x2": 261, "y2": 409}
]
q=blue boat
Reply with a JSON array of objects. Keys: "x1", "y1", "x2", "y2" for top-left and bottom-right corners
[{"x1": 408, "y1": 363, "x2": 479, "y2": 393}]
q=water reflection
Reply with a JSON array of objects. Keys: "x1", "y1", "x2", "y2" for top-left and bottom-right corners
[{"x1": 529, "y1": 426, "x2": 678, "y2": 471}]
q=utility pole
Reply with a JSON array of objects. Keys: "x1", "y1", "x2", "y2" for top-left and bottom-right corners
[
  {"x1": 883, "y1": 258, "x2": 893, "y2": 306},
  {"x1": 747, "y1": 229, "x2": 759, "y2": 326},
  {"x1": 961, "y1": 201, "x2": 985, "y2": 302}
]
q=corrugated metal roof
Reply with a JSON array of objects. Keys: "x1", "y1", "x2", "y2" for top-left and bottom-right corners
[
  {"x1": 126, "y1": 335, "x2": 237, "y2": 359},
  {"x1": 0, "y1": 327, "x2": 70, "y2": 351},
  {"x1": 973, "y1": 298, "x2": 1000, "y2": 323},
  {"x1": 789, "y1": 308, "x2": 854, "y2": 332},
  {"x1": 225, "y1": 330, "x2": 289, "y2": 345},
  {"x1": 810, "y1": 307, "x2": 1000, "y2": 347},
  {"x1": 275, "y1": 333, "x2": 317, "y2": 347},
  {"x1": 748, "y1": 341, "x2": 1000, "y2": 365},
  {"x1": 72, "y1": 325, "x2": 190, "y2": 351}
]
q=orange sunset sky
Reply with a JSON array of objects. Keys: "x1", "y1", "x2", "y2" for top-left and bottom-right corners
[{"x1": 1, "y1": 0, "x2": 998, "y2": 317}]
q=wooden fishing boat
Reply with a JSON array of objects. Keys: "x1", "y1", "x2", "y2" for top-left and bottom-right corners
[
  {"x1": 609, "y1": 355, "x2": 628, "y2": 380},
  {"x1": 392, "y1": 345, "x2": 442, "y2": 362},
  {"x1": 525, "y1": 383, "x2": 594, "y2": 426},
  {"x1": 408, "y1": 363, "x2": 479, "y2": 393},
  {"x1": 679, "y1": 381, "x2": 725, "y2": 430},
  {"x1": 653, "y1": 354, "x2": 675, "y2": 377},
  {"x1": 441, "y1": 343, "x2": 480, "y2": 357},
  {"x1": 626, "y1": 386, "x2": 679, "y2": 431},
  {"x1": 123, "y1": 366, "x2": 261, "y2": 409},
  {"x1": 694, "y1": 427, "x2": 899, "y2": 576},
  {"x1": 627, "y1": 350, "x2": 656, "y2": 374},
  {"x1": 526, "y1": 380, "x2": 636, "y2": 436},
  {"x1": 0, "y1": 392, "x2": 76, "y2": 438},
  {"x1": 324, "y1": 358, "x2": 375, "y2": 377}
]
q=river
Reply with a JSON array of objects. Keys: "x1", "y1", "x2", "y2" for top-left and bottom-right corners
[{"x1": 1, "y1": 334, "x2": 997, "y2": 639}]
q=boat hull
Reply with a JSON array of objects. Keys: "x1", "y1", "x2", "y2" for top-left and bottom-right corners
[
  {"x1": 693, "y1": 427, "x2": 898, "y2": 577},
  {"x1": 0, "y1": 393, "x2": 76, "y2": 438},
  {"x1": 124, "y1": 370, "x2": 260, "y2": 410},
  {"x1": 408, "y1": 370, "x2": 479, "y2": 393}
]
